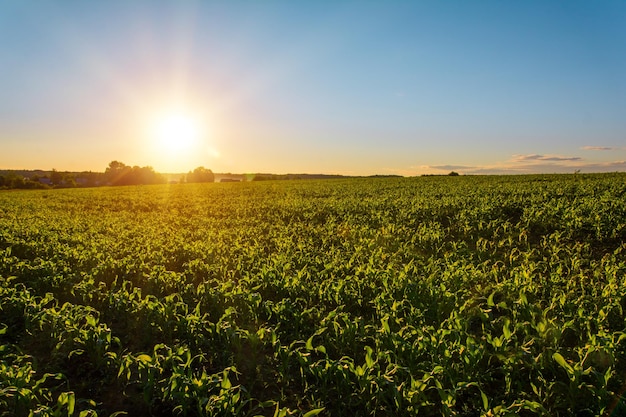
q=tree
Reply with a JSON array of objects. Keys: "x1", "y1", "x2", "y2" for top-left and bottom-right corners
[
  {"x1": 104, "y1": 161, "x2": 127, "y2": 185},
  {"x1": 186, "y1": 167, "x2": 214, "y2": 183},
  {"x1": 50, "y1": 169, "x2": 63, "y2": 185},
  {"x1": 104, "y1": 161, "x2": 165, "y2": 186}
]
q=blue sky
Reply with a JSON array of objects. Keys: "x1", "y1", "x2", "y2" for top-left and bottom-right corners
[{"x1": 1, "y1": 1, "x2": 625, "y2": 174}]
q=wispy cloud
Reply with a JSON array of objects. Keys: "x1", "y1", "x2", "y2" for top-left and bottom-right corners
[
  {"x1": 463, "y1": 160, "x2": 626, "y2": 175},
  {"x1": 581, "y1": 146, "x2": 619, "y2": 151},
  {"x1": 512, "y1": 154, "x2": 582, "y2": 162},
  {"x1": 394, "y1": 154, "x2": 626, "y2": 176},
  {"x1": 429, "y1": 165, "x2": 476, "y2": 171}
]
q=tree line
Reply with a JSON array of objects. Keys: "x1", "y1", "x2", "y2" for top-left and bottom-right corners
[{"x1": 0, "y1": 162, "x2": 215, "y2": 190}]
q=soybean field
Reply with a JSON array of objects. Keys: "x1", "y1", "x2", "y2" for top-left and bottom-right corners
[{"x1": 1, "y1": 174, "x2": 626, "y2": 416}]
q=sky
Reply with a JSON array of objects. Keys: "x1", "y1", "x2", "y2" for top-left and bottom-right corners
[{"x1": 1, "y1": 1, "x2": 625, "y2": 175}]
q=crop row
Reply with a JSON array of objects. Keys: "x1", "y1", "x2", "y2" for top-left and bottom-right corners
[{"x1": 1, "y1": 174, "x2": 625, "y2": 416}]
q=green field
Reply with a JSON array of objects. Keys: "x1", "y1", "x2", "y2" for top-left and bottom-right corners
[{"x1": 1, "y1": 174, "x2": 626, "y2": 416}]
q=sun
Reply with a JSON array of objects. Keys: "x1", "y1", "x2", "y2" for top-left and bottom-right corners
[
  {"x1": 153, "y1": 112, "x2": 201, "y2": 153},
  {"x1": 142, "y1": 106, "x2": 219, "y2": 172}
]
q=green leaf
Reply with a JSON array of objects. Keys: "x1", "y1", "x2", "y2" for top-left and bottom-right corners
[
  {"x1": 381, "y1": 316, "x2": 391, "y2": 333},
  {"x1": 221, "y1": 373, "x2": 232, "y2": 389},
  {"x1": 305, "y1": 336, "x2": 314, "y2": 351},
  {"x1": 86, "y1": 314, "x2": 97, "y2": 327},
  {"x1": 364, "y1": 346, "x2": 374, "y2": 368},
  {"x1": 68, "y1": 392, "x2": 76, "y2": 414},
  {"x1": 521, "y1": 400, "x2": 545, "y2": 411},
  {"x1": 487, "y1": 292, "x2": 495, "y2": 307},
  {"x1": 502, "y1": 319, "x2": 511, "y2": 340},
  {"x1": 480, "y1": 390, "x2": 488, "y2": 411},
  {"x1": 431, "y1": 366, "x2": 444, "y2": 374},
  {"x1": 303, "y1": 408, "x2": 325, "y2": 417},
  {"x1": 273, "y1": 404, "x2": 288, "y2": 417},
  {"x1": 553, "y1": 352, "x2": 573, "y2": 375},
  {"x1": 137, "y1": 354, "x2": 152, "y2": 363},
  {"x1": 57, "y1": 392, "x2": 75, "y2": 414}
]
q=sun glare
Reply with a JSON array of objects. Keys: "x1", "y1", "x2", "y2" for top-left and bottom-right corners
[
  {"x1": 154, "y1": 112, "x2": 200, "y2": 153},
  {"x1": 142, "y1": 106, "x2": 220, "y2": 172}
]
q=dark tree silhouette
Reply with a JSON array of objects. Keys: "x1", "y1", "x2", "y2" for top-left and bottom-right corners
[
  {"x1": 185, "y1": 167, "x2": 215, "y2": 183},
  {"x1": 104, "y1": 161, "x2": 165, "y2": 186}
]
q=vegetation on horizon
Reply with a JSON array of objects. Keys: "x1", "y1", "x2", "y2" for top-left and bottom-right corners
[
  {"x1": 0, "y1": 162, "x2": 218, "y2": 190},
  {"x1": 1, "y1": 174, "x2": 625, "y2": 416}
]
